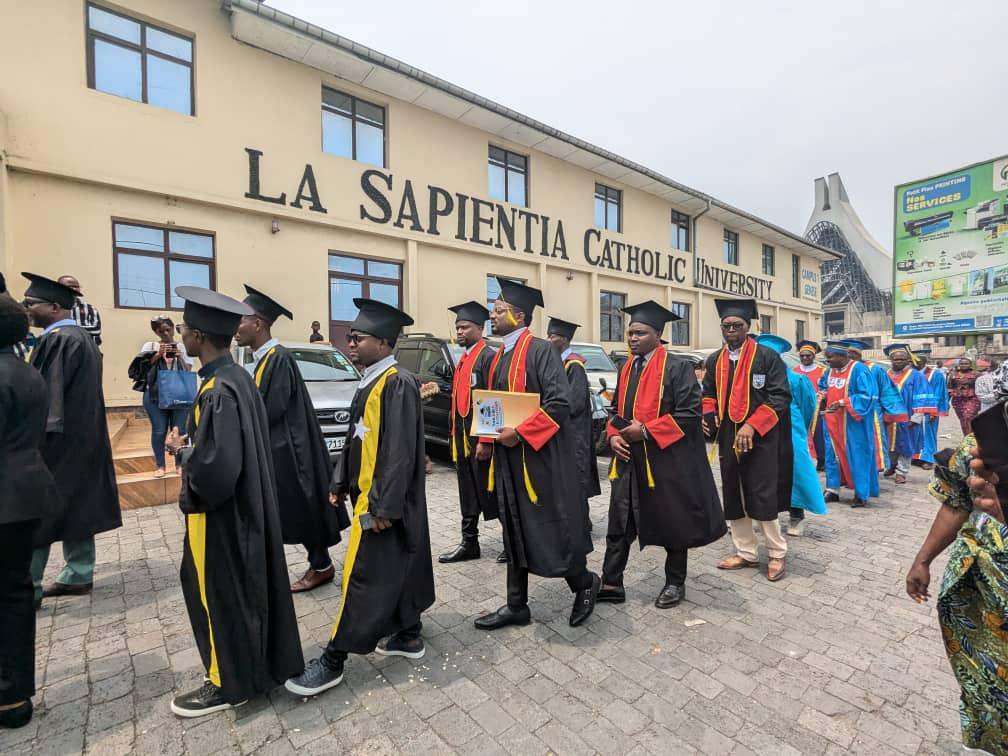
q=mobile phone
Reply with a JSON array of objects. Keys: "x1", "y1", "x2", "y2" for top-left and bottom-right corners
[
  {"x1": 971, "y1": 402, "x2": 1008, "y2": 495},
  {"x1": 359, "y1": 512, "x2": 375, "y2": 530}
]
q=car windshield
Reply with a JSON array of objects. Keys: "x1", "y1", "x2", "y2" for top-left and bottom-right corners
[
  {"x1": 576, "y1": 345, "x2": 616, "y2": 372},
  {"x1": 290, "y1": 348, "x2": 359, "y2": 382}
]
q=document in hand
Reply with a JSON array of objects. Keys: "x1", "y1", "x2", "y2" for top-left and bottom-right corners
[{"x1": 472, "y1": 389, "x2": 541, "y2": 437}]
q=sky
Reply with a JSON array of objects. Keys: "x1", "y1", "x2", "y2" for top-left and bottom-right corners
[{"x1": 269, "y1": 0, "x2": 1006, "y2": 249}]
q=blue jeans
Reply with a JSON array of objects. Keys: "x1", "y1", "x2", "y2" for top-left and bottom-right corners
[{"x1": 143, "y1": 389, "x2": 188, "y2": 468}]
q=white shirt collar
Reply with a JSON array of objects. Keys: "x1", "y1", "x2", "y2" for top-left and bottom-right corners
[
  {"x1": 253, "y1": 337, "x2": 280, "y2": 363},
  {"x1": 560, "y1": 347, "x2": 572, "y2": 361},
  {"x1": 502, "y1": 327, "x2": 528, "y2": 353},
  {"x1": 43, "y1": 318, "x2": 78, "y2": 336},
  {"x1": 636, "y1": 346, "x2": 659, "y2": 365},
  {"x1": 359, "y1": 354, "x2": 398, "y2": 389},
  {"x1": 798, "y1": 362, "x2": 819, "y2": 373}
]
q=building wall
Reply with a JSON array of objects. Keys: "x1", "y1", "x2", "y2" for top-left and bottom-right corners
[{"x1": 0, "y1": 0, "x2": 824, "y2": 405}]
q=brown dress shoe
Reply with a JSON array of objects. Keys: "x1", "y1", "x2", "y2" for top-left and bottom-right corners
[
  {"x1": 290, "y1": 565, "x2": 335, "y2": 593},
  {"x1": 717, "y1": 555, "x2": 758, "y2": 570},
  {"x1": 894, "y1": 473, "x2": 907, "y2": 484},
  {"x1": 767, "y1": 558, "x2": 786, "y2": 582}
]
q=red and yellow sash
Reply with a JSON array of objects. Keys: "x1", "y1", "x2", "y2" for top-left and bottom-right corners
[
  {"x1": 702, "y1": 337, "x2": 778, "y2": 436},
  {"x1": 450, "y1": 339, "x2": 487, "y2": 463}
]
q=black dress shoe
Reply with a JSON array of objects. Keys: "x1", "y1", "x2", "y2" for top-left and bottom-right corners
[
  {"x1": 851, "y1": 497, "x2": 867, "y2": 508},
  {"x1": 0, "y1": 700, "x2": 32, "y2": 729},
  {"x1": 474, "y1": 605, "x2": 531, "y2": 630},
  {"x1": 824, "y1": 491, "x2": 840, "y2": 503},
  {"x1": 42, "y1": 582, "x2": 92, "y2": 598},
  {"x1": 569, "y1": 573, "x2": 600, "y2": 627},
  {"x1": 496, "y1": 551, "x2": 509, "y2": 564},
  {"x1": 596, "y1": 586, "x2": 626, "y2": 603},
  {"x1": 883, "y1": 467, "x2": 896, "y2": 478},
  {"x1": 438, "y1": 541, "x2": 480, "y2": 563},
  {"x1": 655, "y1": 583, "x2": 685, "y2": 609}
]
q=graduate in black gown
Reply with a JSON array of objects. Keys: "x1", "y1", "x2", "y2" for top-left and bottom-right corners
[
  {"x1": 20, "y1": 273, "x2": 120, "y2": 605},
  {"x1": 165, "y1": 287, "x2": 303, "y2": 718},
  {"x1": 702, "y1": 298, "x2": 792, "y2": 583},
  {"x1": 235, "y1": 285, "x2": 348, "y2": 592},
  {"x1": 599, "y1": 301, "x2": 726, "y2": 608},
  {"x1": 473, "y1": 279, "x2": 599, "y2": 631},
  {"x1": 286, "y1": 298, "x2": 435, "y2": 697},
  {"x1": 440, "y1": 301, "x2": 500, "y2": 563},
  {"x1": 545, "y1": 316, "x2": 600, "y2": 534}
]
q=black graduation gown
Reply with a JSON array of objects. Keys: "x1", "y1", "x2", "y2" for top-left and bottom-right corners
[
  {"x1": 607, "y1": 353, "x2": 726, "y2": 549},
  {"x1": 329, "y1": 363, "x2": 435, "y2": 654},
  {"x1": 452, "y1": 341, "x2": 498, "y2": 521},
  {"x1": 178, "y1": 357, "x2": 303, "y2": 703},
  {"x1": 487, "y1": 335, "x2": 592, "y2": 577},
  {"x1": 0, "y1": 349, "x2": 62, "y2": 532},
  {"x1": 564, "y1": 354, "x2": 601, "y2": 500},
  {"x1": 702, "y1": 339, "x2": 792, "y2": 521},
  {"x1": 254, "y1": 344, "x2": 349, "y2": 547},
  {"x1": 29, "y1": 324, "x2": 120, "y2": 544}
]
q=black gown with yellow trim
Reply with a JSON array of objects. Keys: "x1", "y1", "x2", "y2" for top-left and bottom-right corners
[
  {"x1": 328, "y1": 364, "x2": 435, "y2": 654},
  {"x1": 178, "y1": 356, "x2": 303, "y2": 703},
  {"x1": 253, "y1": 344, "x2": 348, "y2": 547}
]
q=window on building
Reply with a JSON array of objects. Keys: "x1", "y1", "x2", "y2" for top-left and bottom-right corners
[
  {"x1": 86, "y1": 4, "x2": 194, "y2": 115},
  {"x1": 594, "y1": 183, "x2": 621, "y2": 232},
  {"x1": 723, "y1": 229, "x2": 739, "y2": 266},
  {"x1": 486, "y1": 274, "x2": 526, "y2": 335},
  {"x1": 761, "y1": 244, "x2": 775, "y2": 276},
  {"x1": 795, "y1": 319, "x2": 806, "y2": 345},
  {"x1": 792, "y1": 254, "x2": 801, "y2": 298},
  {"x1": 759, "y1": 314, "x2": 773, "y2": 334},
  {"x1": 943, "y1": 335, "x2": 968, "y2": 347},
  {"x1": 322, "y1": 87, "x2": 386, "y2": 168},
  {"x1": 671, "y1": 210, "x2": 690, "y2": 252},
  {"x1": 668, "y1": 302, "x2": 691, "y2": 346},
  {"x1": 824, "y1": 310, "x2": 845, "y2": 336},
  {"x1": 600, "y1": 291, "x2": 626, "y2": 342},
  {"x1": 488, "y1": 146, "x2": 528, "y2": 207},
  {"x1": 328, "y1": 254, "x2": 401, "y2": 344},
  {"x1": 113, "y1": 221, "x2": 214, "y2": 309}
]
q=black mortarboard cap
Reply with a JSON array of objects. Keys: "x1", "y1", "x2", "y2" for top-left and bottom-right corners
[
  {"x1": 496, "y1": 278, "x2": 544, "y2": 319},
  {"x1": 351, "y1": 298, "x2": 414, "y2": 342},
  {"x1": 21, "y1": 272, "x2": 77, "y2": 309},
  {"x1": 176, "y1": 286, "x2": 252, "y2": 336},
  {"x1": 715, "y1": 298, "x2": 759, "y2": 323},
  {"x1": 546, "y1": 316, "x2": 580, "y2": 340},
  {"x1": 621, "y1": 300, "x2": 679, "y2": 334},
  {"x1": 448, "y1": 300, "x2": 490, "y2": 326},
  {"x1": 0, "y1": 272, "x2": 6, "y2": 295},
  {"x1": 243, "y1": 284, "x2": 293, "y2": 323}
]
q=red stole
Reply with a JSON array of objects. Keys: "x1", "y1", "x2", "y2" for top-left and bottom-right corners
[
  {"x1": 714, "y1": 337, "x2": 758, "y2": 423},
  {"x1": 487, "y1": 330, "x2": 533, "y2": 391},
  {"x1": 614, "y1": 347, "x2": 667, "y2": 423},
  {"x1": 452, "y1": 339, "x2": 487, "y2": 418}
]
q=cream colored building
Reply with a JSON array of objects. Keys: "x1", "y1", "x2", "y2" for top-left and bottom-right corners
[{"x1": 0, "y1": 0, "x2": 838, "y2": 406}]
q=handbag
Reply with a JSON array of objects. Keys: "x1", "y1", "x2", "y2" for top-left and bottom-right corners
[{"x1": 156, "y1": 364, "x2": 198, "y2": 410}]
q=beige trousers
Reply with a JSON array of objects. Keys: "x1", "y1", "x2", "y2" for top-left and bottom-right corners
[{"x1": 729, "y1": 517, "x2": 787, "y2": 561}]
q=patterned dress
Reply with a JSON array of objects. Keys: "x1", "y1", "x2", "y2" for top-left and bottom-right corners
[
  {"x1": 948, "y1": 370, "x2": 981, "y2": 435},
  {"x1": 929, "y1": 435, "x2": 1008, "y2": 753}
]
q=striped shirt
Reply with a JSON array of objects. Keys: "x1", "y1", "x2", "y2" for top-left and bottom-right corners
[{"x1": 71, "y1": 299, "x2": 102, "y2": 346}]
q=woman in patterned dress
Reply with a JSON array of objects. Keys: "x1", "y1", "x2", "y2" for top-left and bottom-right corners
[
  {"x1": 948, "y1": 357, "x2": 981, "y2": 435},
  {"x1": 906, "y1": 363, "x2": 1008, "y2": 753}
]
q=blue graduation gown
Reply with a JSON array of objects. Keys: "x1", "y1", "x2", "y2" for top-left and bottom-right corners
[
  {"x1": 919, "y1": 367, "x2": 949, "y2": 464},
  {"x1": 787, "y1": 371, "x2": 825, "y2": 514},
  {"x1": 819, "y1": 362, "x2": 878, "y2": 501},
  {"x1": 887, "y1": 367, "x2": 935, "y2": 458},
  {"x1": 864, "y1": 360, "x2": 907, "y2": 472}
]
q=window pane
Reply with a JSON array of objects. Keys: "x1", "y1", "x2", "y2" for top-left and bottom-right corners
[
  {"x1": 93, "y1": 39, "x2": 142, "y2": 102},
  {"x1": 168, "y1": 260, "x2": 210, "y2": 308},
  {"x1": 507, "y1": 152, "x2": 526, "y2": 171},
  {"x1": 368, "y1": 282, "x2": 400, "y2": 308},
  {"x1": 322, "y1": 88, "x2": 352, "y2": 115},
  {"x1": 366, "y1": 261, "x2": 401, "y2": 279},
  {"x1": 507, "y1": 170, "x2": 526, "y2": 207},
  {"x1": 322, "y1": 110, "x2": 353, "y2": 159},
  {"x1": 488, "y1": 163, "x2": 506, "y2": 202},
  {"x1": 115, "y1": 223, "x2": 164, "y2": 252},
  {"x1": 606, "y1": 200, "x2": 620, "y2": 231},
  {"x1": 600, "y1": 292, "x2": 611, "y2": 310},
  {"x1": 117, "y1": 253, "x2": 165, "y2": 307},
  {"x1": 168, "y1": 231, "x2": 213, "y2": 258},
  {"x1": 146, "y1": 27, "x2": 192, "y2": 62},
  {"x1": 355, "y1": 121, "x2": 384, "y2": 167},
  {"x1": 488, "y1": 146, "x2": 506, "y2": 165},
  {"x1": 88, "y1": 6, "x2": 141, "y2": 44},
  {"x1": 396, "y1": 348, "x2": 421, "y2": 372},
  {"x1": 147, "y1": 54, "x2": 191, "y2": 114},
  {"x1": 594, "y1": 196, "x2": 606, "y2": 228},
  {"x1": 355, "y1": 100, "x2": 384, "y2": 127},
  {"x1": 328, "y1": 255, "x2": 365, "y2": 275},
  {"x1": 330, "y1": 279, "x2": 362, "y2": 321},
  {"x1": 486, "y1": 275, "x2": 502, "y2": 303}
]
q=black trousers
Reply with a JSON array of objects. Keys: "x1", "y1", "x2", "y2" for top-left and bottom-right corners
[
  {"x1": 602, "y1": 508, "x2": 687, "y2": 588},
  {"x1": 323, "y1": 622, "x2": 421, "y2": 666},
  {"x1": 788, "y1": 507, "x2": 805, "y2": 522},
  {"x1": 505, "y1": 557, "x2": 592, "y2": 610},
  {"x1": 306, "y1": 546, "x2": 333, "y2": 571},
  {"x1": 0, "y1": 519, "x2": 39, "y2": 705}
]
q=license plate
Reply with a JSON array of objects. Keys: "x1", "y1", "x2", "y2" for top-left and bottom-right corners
[{"x1": 326, "y1": 437, "x2": 345, "y2": 452}]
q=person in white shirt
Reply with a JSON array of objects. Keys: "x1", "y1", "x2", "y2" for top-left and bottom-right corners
[
  {"x1": 974, "y1": 361, "x2": 1000, "y2": 414},
  {"x1": 140, "y1": 315, "x2": 192, "y2": 477}
]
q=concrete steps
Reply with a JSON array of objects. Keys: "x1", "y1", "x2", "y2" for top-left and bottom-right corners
[{"x1": 110, "y1": 415, "x2": 181, "y2": 510}]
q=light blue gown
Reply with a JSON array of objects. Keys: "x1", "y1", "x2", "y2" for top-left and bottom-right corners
[
  {"x1": 787, "y1": 371, "x2": 826, "y2": 514},
  {"x1": 919, "y1": 367, "x2": 948, "y2": 464}
]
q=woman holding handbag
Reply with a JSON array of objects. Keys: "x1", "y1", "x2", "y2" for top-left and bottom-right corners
[{"x1": 139, "y1": 315, "x2": 192, "y2": 477}]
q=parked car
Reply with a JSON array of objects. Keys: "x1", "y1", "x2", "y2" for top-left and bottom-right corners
[
  {"x1": 233, "y1": 341, "x2": 360, "y2": 464},
  {"x1": 567, "y1": 342, "x2": 618, "y2": 455}
]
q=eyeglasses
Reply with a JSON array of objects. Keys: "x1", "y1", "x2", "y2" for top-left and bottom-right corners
[
  {"x1": 21, "y1": 297, "x2": 47, "y2": 307},
  {"x1": 721, "y1": 322, "x2": 747, "y2": 332},
  {"x1": 345, "y1": 333, "x2": 368, "y2": 345}
]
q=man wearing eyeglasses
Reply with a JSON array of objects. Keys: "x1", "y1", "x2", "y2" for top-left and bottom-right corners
[{"x1": 702, "y1": 298, "x2": 792, "y2": 582}]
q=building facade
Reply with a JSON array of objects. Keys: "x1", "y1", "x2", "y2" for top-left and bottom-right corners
[{"x1": 0, "y1": 0, "x2": 836, "y2": 406}]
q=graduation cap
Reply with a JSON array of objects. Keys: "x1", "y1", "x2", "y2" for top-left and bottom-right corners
[
  {"x1": 351, "y1": 297, "x2": 414, "y2": 342},
  {"x1": 21, "y1": 272, "x2": 77, "y2": 309},
  {"x1": 883, "y1": 342, "x2": 912, "y2": 357},
  {"x1": 795, "y1": 340, "x2": 821, "y2": 355},
  {"x1": 243, "y1": 284, "x2": 293, "y2": 323},
  {"x1": 495, "y1": 278, "x2": 543, "y2": 320},
  {"x1": 448, "y1": 301, "x2": 489, "y2": 326},
  {"x1": 176, "y1": 286, "x2": 252, "y2": 336},
  {"x1": 756, "y1": 334, "x2": 791, "y2": 354},
  {"x1": 546, "y1": 316, "x2": 580, "y2": 341},
  {"x1": 824, "y1": 341, "x2": 850, "y2": 356},
  {"x1": 0, "y1": 271, "x2": 6, "y2": 295},
  {"x1": 714, "y1": 298, "x2": 758, "y2": 323},
  {"x1": 842, "y1": 339, "x2": 871, "y2": 353},
  {"x1": 914, "y1": 347, "x2": 932, "y2": 356},
  {"x1": 621, "y1": 300, "x2": 679, "y2": 334}
]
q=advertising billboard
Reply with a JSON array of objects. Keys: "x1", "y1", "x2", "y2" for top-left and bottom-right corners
[{"x1": 893, "y1": 155, "x2": 1008, "y2": 336}]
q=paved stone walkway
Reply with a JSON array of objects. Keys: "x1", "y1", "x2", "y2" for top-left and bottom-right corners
[{"x1": 5, "y1": 419, "x2": 969, "y2": 755}]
